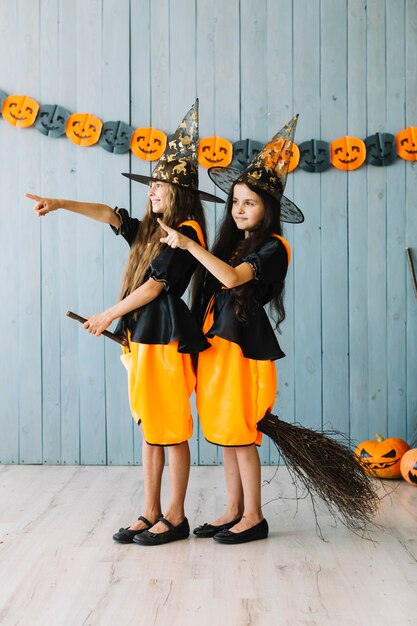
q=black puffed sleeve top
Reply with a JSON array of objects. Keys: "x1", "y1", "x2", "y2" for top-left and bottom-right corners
[
  {"x1": 200, "y1": 236, "x2": 290, "y2": 361},
  {"x1": 111, "y1": 207, "x2": 210, "y2": 354}
]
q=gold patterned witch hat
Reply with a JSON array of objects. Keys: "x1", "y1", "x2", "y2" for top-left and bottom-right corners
[
  {"x1": 123, "y1": 99, "x2": 223, "y2": 203},
  {"x1": 208, "y1": 115, "x2": 303, "y2": 222}
]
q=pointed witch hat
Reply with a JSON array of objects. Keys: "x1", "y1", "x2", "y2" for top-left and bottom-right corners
[
  {"x1": 122, "y1": 99, "x2": 223, "y2": 203},
  {"x1": 208, "y1": 114, "x2": 303, "y2": 222}
]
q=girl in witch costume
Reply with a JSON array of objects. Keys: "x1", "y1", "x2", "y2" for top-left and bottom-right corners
[
  {"x1": 159, "y1": 115, "x2": 379, "y2": 544},
  {"x1": 26, "y1": 101, "x2": 224, "y2": 546}
]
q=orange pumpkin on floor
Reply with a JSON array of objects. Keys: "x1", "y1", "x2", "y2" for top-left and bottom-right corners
[
  {"x1": 400, "y1": 449, "x2": 417, "y2": 486},
  {"x1": 355, "y1": 433, "x2": 410, "y2": 479}
]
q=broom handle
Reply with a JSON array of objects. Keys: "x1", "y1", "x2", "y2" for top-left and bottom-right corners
[
  {"x1": 406, "y1": 247, "x2": 417, "y2": 300},
  {"x1": 66, "y1": 310, "x2": 129, "y2": 347}
]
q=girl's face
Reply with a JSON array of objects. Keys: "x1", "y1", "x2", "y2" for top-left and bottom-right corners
[
  {"x1": 148, "y1": 180, "x2": 170, "y2": 213},
  {"x1": 231, "y1": 183, "x2": 265, "y2": 236}
]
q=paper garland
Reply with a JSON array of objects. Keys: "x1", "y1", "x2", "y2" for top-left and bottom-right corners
[{"x1": 1, "y1": 90, "x2": 417, "y2": 171}]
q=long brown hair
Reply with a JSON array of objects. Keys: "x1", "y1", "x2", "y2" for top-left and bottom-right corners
[
  {"x1": 193, "y1": 182, "x2": 286, "y2": 328},
  {"x1": 120, "y1": 167, "x2": 207, "y2": 300}
]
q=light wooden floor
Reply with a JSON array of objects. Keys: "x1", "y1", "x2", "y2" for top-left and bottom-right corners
[{"x1": 0, "y1": 464, "x2": 416, "y2": 626}]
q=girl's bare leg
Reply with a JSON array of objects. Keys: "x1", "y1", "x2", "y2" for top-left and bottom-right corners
[
  {"x1": 210, "y1": 447, "x2": 244, "y2": 526},
  {"x1": 228, "y1": 444, "x2": 263, "y2": 532},
  {"x1": 128, "y1": 439, "x2": 164, "y2": 531},
  {"x1": 149, "y1": 441, "x2": 190, "y2": 533}
]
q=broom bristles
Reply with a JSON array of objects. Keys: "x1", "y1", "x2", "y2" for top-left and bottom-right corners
[{"x1": 257, "y1": 413, "x2": 380, "y2": 536}]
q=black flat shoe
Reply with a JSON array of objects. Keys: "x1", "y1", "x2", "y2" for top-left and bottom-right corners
[
  {"x1": 112, "y1": 515, "x2": 153, "y2": 543},
  {"x1": 213, "y1": 519, "x2": 269, "y2": 544},
  {"x1": 133, "y1": 517, "x2": 190, "y2": 546},
  {"x1": 193, "y1": 518, "x2": 242, "y2": 538}
]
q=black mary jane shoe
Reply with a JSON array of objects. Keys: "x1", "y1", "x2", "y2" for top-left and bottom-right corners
[
  {"x1": 213, "y1": 518, "x2": 269, "y2": 544},
  {"x1": 112, "y1": 515, "x2": 153, "y2": 544},
  {"x1": 193, "y1": 518, "x2": 242, "y2": 538},
  {"x1": 133, "y1": 517, "x2": 190, "y2": 546}
]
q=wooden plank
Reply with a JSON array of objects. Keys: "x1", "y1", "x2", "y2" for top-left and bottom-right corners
[
  {"x1": 39, "y1": 0, "x2": 63, "y2": 464},
  {"x1": 16, "y1": 0, "x2": 43, "y2": 464},
  {"x1": 75, "y1": 0, "x2": 107, "y2": 464},
  {"x1": 57, "y1": 0, "x2": 82, "y2": 465},
  {"x1": 320, "y1": 0, "x2": 350, "y2": 436},
  {"x1": 129, "y1": 0, "x2": 153, "y2": 464},
  {"x1": 102, "y1": 0, "x2": 134, "y2": 466},
  {"x1": 196, "y1": 0, "x2": 219, "y2": 465},
  {"x1": 347, "y1": 0, "x2": 369, "y2": 445},
  {"x1": 241, "y1": 0, "x2": 270, "y2": 464},
  {"x1": 266, "y1": 0, "x2": 295, "y2": 464},
  {"x1": 405, "y1": 0, "x2": 417, "y2": 442},
  {"x1": 0, "y1": 1, "x2": 19, "y2": 464},
  {"x1": 293, "y1": 0, "x2": 322, "y2": 432},
  {"x1": 366, "y1": 0, "x2": 388, "y2": 438},
  {"x1": 169, "y1": 0, "x2": 199, "y2": 465},
  {"x1": 386, "y1": 0, "x2": 407, "y2": 441}
]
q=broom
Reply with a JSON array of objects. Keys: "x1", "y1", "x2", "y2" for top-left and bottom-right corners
[{"x1": 257, "y1": 413, "x2": 380, "y2": 535}]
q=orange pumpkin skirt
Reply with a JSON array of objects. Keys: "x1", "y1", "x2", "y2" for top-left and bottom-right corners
[
  {"x1": 120, "y1": 338, "x2": 196, "y2": 445},
  {"x1": 196, "y1": 307, "x2": 277, "y2": 446}
]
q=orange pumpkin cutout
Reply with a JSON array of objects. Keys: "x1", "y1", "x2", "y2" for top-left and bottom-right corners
[
  {"x1": 400, "y1": 449, "x2": 417, "y2": 486},
  {"x1": 396, "y1": 127, "x2": 417, "y2": 161},
  {"x1": 198, "y1": 136, "x2": 233, "y2": 169},
  {"x1": 66, "y1": 113, "x2": 103, "y2": 146},
  {"x1": 131, "y1": 127, "x2": 167, "y2": 161},
  {"x1": 331, "y1": 136, "x2": 366, "y2": 171},
  {"x1": 355, "y1": 433, "x2": 410, "y2": 479},
  {"x1": 2, "y1": 95, "x2": 39, "y2": 128},
  {"x1": 277, "y1": 143, "x2": 300, "y2": 173}
]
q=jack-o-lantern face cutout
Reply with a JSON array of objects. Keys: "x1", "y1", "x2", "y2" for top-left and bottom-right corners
[
  {"x1": 396, "y1": 127, "x2": 417, "y2": 161},
  {"x1": 66, "y1": 113, "x2": 103, "y2": 146},
  {"x1": 365, "y1": 132, "x2": 397, "y2": 166},
  {"x1": 2, "y1": 95, "x2": 40, "y2": 128},
  {"x1": 35, "y1": 104, "x2": 70, "y2": 137},
  {"x1": 331, "y1": 136, "x2": 366, "y2": 171},
  {"x1": 299, "y1": 139, "x2": 331, "y2": 172},
  {"x1": 99, "y1": 121, "x2": 133, "y2": 154},
  {"x1": 198, "y1": 136, "x2": 233, "y2": 169},
  {"x1": 231, "y1": 139, "x2": 263, "y2": 170},
  {"x1": 131, "y1": 127, "x2": 167, "y2": 161},
  {"x1": 400, "y1": 449, "x2": 417, "y2": 486},
  {"x1": 354, "y1": 434, "x2": 410, "y2": 479}
]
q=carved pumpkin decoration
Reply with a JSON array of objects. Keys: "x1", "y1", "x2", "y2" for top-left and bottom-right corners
[
  {"x1": 35, "y1": 104, "x2": 70, "y2": 137},
  {"x1": 299, "y1": 139, "x2": 331, "y2": 172},
  {"x1": 400, "y1": 449, "x2": 417, "y2": 486},
  {"x1": 396, "y1": 127, "x2": 417, "y2": 161},
  {"x1": 365, "y1": 132, "x2": 397, "y2": 167},
  {"x1": 131, "y1": 127, "x2": 167, "y2": 161},
  {"x1": 65, "y1": 113, "x2": 103, "y2": 146},
  {"x1": 331, "y1": 136, "x2": 366, "y2": 171},
  {"x1": 231, "y1": 139, "x2": 263, "y2": 170},
  {"x1": 2, "y1": 94, "x2": 40, "y2": 128},
  {"x1": 355, "y1": 433, "x2": 410, "y2": 479},
  {"x1": 99, "y1": 121, "x2": 133, "y2": 154},
  {"x1": 198, "y1": 136, "x2": 233, "y2": 169}
]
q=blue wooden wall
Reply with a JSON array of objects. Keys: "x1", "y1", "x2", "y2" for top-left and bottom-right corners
[{"x1": 0, "y1": 0, "x2": 416, "y2": 466}]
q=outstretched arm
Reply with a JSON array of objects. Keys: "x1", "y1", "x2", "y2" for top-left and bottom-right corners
[
  {"x1": 25, "y1": 193, "x2": 120, "y2": 228},
  {"x1": 83, "y1": 278, "x2": 165, "y2": 336},
  {"x1": 157, "y1": 218, "x2": 254, "y2": 288}
]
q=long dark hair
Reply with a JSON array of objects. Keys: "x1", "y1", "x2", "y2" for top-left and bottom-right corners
[{"x1": 192, "y1": 182, "x2": 286, "y2": 328}]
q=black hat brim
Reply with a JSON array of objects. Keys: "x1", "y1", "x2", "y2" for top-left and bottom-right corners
[
  {"x1": 208, "y1": 166, "x2": 304, "y2": 223},
  {"x1": 122, "y1": 172, "x2": 224, "y2": 203}
]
